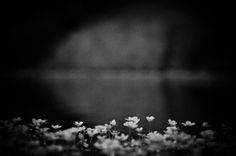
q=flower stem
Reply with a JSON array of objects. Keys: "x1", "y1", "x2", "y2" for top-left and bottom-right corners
[
  {"x1": 90, "y1": 136, "x2": 93, "y2": 144},
  {"x1": 148, "y1": 123, "x2": 151, "y2": 133},
  {"x1": 129, "y1": 128, "x2": 131, "y2": 140}
]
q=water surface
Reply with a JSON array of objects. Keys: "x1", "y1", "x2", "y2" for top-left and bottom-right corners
[{"x1": 1, "y1": 71, "x2": 235, "y2": 131}]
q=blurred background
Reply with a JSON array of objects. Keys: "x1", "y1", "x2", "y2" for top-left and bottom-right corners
[{"x1": 0, "y1": 1, "x2": 235, "y2": 130}]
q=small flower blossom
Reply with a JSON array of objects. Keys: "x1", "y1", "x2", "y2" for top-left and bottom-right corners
[
  {"x1": 87, "y1": 128, "x2": 99, "y2": 137},
  {"x1": 168, "y1": 119, "x2": 177, "y2": 126},
  {"x1": 94, "y1": 139, "x2": 123, "y2": 155},
  {"x1": 202, "y1": 121, "x2": 210, "y2": 128},
  {"x1": 200, "y1": 130, "x2": 215, "y2": 139},
  {"x1": 104, "y1": 123, "x2": 112, "y2": 130},
  {"x1": 123, "y1": 116, "x2": 140, "y2": 129},
  {"x1": 28, "y1": 140, "x2": 40, "y2": 146},
  {"x1": 111, "y1": 130, "x2": 119, "y2": 136},
  {"x1": 58, "y1": 127, "x2": 81, "y2": 141},
  {"x1": 78, "y1": 133, "x2": 84, "y2": 140},
  {"x1": 115, "y1": 133, "x2": 129, "y2": 141},
  {"x1": 165, "y1": 126, "x2": 178, "y2": 135},
  {"x1": 95, "y1": 125, "x2": 108, "y2": 134},
  {"x1": 182, "y1": 121, "x2": 195, "y2": 126},
  {"x1": 51, "y1": 124, "x2": 62, "y2": 129},
  {"x1": 146, "y1": 131, "x2": 165, "y2": 142},
  {"x1": 32, "y1": 118, "x2": 47, "y2": 127},
  {"x1": 39, "y1": 127, "x2": 50, "y2": 132},
  {"x1": 176, "y1": 132, "x2": 193, "y2": 142},
  {"x1": 83, "y1": 142, "x2": 89, "y2": 148},
  {"x1": 46, "y1": 144, "x2": 63, "y2": 152},
  {"x1": 74, "y1": 121, "x2": 83, "y2": 127},
  {"x1": 136, "y1": 127, "x2": 143, "y2": 132},
  {"x1": 12, "y1": 117, "x2": 22, "y2": 122},
  {"x1": 17, "y1": 124, "x2": 29, "y2": 132},
  {"x1": 77, "y1": 126, "x2": 86, "y2": 132},
  {"x1": 174, "y1": 132, "x2": 195, "y2": 149},
  {"x1": 125, "y1": 116, "x2": 140, "y2": 124},
  {"x1": 131, "y1": 139, "x2": 141, "y2": 147},
  {"x1": 110, "y1": 119, "x2": 117, "y2": 126},
  {"x1": 146, "y1": 116, "x2": 155, "y2": 122},
  {"x1": 196, "y1": 138, "x2": 205, "y2": 144},
  {"x1": 123, "y1": 121, "x2": 138, "y2": 129}
]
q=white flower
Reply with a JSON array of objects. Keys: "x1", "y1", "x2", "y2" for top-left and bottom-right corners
[
  {"x1": 123, "y1": 121, "x2": 138, "y2": 129},
  {"x1": 77, "y1": 126, "x2": 86, "y2": 132},
  {"x1": 168, "y1": 119, "x2": 177, "y2": 126},
  {"x1": 123, "y1": 116, "x2": 140, "y2": 129},
  {"x1": 74, "y1": 121, "x2": 83, "y2": 127},
  {"x1": 165, "y1": 126, "x2": 178, "y2": 135},
  {"x1": 95, "y1": 125, "x2": 108, "y2": 134},
  {"x1": 17, "y1": 124, "x2": 29, "y2": 132},
  {"x1": 202, "y1": 121, "x2": 210, "y2": 128},
  {"x1": 46, "y1": 144, "x2": 63, "y2": 152},
  {"x1": 12, "y1": 117, "x2": 22, "y2": 122},
  {"x1": 110, "y1": 120, "x2": 117, "y2": 126},
  {"x1": 125, "y1": 116, "x2": 140, "y2": 124},
  {"x1": 176, "y1": 132, "x2": 192, "y2": 142},
  {"x1": 146, "y1": 116, "x2": 155, "y2": 122},
  {"x1": 131, "y1": 139, "x2": 141, "y2": 147},
  {"x1": 39, "y1": 127, "x2": 50, "y2": 132},
  {"x1": 182, "y1": 121, "x2": 195, "y2": 126},
  {"x1": 70, "y1": 127, "x2": 81, "y2": 133},
  {"x1": 136, "y1": 127, "x2": 143, "y2": 132},
  {"x1": 94, "y1": 139, "x2": 122, "y2": 155},
  {"x1": 200, "y1": 130, "x2": 214, "y2": 139},
  {"x1": 111, "y1": 130, "x2": 119, "y2": 136},
  {"x1": 115, "y1": 133, "x2": 128, "y2": 141},
  {"x1": 83, "y1": 142, "x2": 89, "y2": 148},
  {"x1": 104, "y1": 123, "x2": 112, "y2": 130},
  {"x1": 32, "y1": 118, "x2": 47, "y2": 127},
  {"x1": 87, "y1": 128, "x2": 99, "y2": 137},
  {"x1": 58, "y1": 127, "x2": 80, "y2": 141},
  {"x1": 78, "y1": 133, "x2": 84, "y2": 140},
  {"x1": 44, "y1": 132, "x2": 59, "y2": 140},
  {"x1": 196, "y1": 138, "x2": 205, "y2": 144},
  {"x1": 28, "y1": 140, "x2": 40, "y2": 146},
  {"x1": 146, "y1": 131, "x2": 165, "y2": 142},
  {"x1": 51, "y1": 125, "x2": 62, "y2": 129}
]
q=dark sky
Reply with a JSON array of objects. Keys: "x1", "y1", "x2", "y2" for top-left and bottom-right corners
[{"x1": 0, "y1": 1, "x2": 235, "y2": 74}]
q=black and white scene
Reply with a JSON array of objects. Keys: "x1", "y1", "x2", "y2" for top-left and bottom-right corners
[{"x1": 0, "y1": 1, "x2": 235, "y2": 156}]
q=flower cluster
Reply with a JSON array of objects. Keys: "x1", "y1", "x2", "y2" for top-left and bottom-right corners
[
  {"x1": 0, "y1": 116, "x2": 235, "y2": 156},
  {"x1": 32, "y1": 118, "x2": 47, "y2": 127},
  {"x1": 123, "y1": 116, "x2": 140, "y2": 129},
  {"x1": 182, "y1": 121, "x2": 195, "y2": 126}
]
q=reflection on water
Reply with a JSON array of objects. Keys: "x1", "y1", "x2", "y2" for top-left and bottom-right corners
[
  {"x1": 46, "y1": 78, "x2": 167, "y2": 130},
  {"x1": 1, "y1": 72, "x2": 235, "y2": 131},
  {"x1": 40, "y1": 71, "x2": 235, "y2": 130}
]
